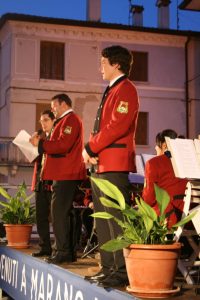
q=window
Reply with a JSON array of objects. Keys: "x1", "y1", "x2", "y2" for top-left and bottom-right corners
[
  {"x1": 40, "y1": 41, "x2": 64, "y2": 80},
  {"x1": 129, "y1": 51, "x2": 148, "y2": 82},
  {"x1": 135, "y1": 112, "x2": 148, "y2": 145}
]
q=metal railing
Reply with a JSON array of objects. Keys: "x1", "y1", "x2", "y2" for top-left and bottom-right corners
[{"x1": 0, "y1": 137, "x2": 30, "y2": 165}]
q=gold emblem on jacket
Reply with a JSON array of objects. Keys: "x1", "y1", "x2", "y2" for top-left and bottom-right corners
[
  {"x1": 117, "y1": 101, "x2": 128, "y2": 114},
  {"x1": 64, "y1": 126, "x2": 72, "y2": 134}
]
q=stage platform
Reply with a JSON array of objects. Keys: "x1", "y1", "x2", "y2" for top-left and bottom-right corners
[
  {"x1": 0, "y1": 244, "x2": 137, "y2": 300},
  {"x1": 0, "y1": 244, "x2": 199, "y2": 300}
]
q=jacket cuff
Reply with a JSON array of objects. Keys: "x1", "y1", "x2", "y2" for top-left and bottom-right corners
[
  {"x1": 85, "y1": 142, "x2": 97, "y2": 157},
  {"x1": 83, "y1": 198, "x2": 91, "y2": 207},
  {"x1": 38, "y1": 139, "x2": 44, "y2": 155}
]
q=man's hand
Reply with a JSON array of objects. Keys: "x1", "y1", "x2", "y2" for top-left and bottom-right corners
[
  {"x1": 82, "y1": 148, "x2": 90, "y2": 163},
  {"x1": 29, "y1": 132, "x2": 40, "y2": 147},
  {"x1": 88, "y1": 202, "x2": 94, "y2": 210},
  {"x1": 82, "y1": 148, "x2": 98, "y2": 165}
]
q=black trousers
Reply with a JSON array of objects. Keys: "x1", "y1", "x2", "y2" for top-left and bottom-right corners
[
  {"x1": 35, "y1": 189, "x2": 52, "y2": 252},
  {"x1": 51, "y1": 180, "x2": 79, "y2": 256},
  {"x1": 91, "y1": 172, "x2": 131, "y2": 277},
  {"x1": 81, "y1": 207, "x2": 94, "y2": 239}
]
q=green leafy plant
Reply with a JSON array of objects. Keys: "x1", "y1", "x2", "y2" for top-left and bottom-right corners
[
  {"x1": 91, "y1": 177, "x2": 195, "y2": 252},
  {"x1": 0, "y1": 182, "x2": 35, "y2": 224}
]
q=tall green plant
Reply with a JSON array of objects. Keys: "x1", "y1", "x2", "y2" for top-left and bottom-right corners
[
  {"x1": 91, "y1": 177, "x2": 195, "y2": 252},
  {"x1": 0, "y1": 182, "x2": 35, "y2": 224}
]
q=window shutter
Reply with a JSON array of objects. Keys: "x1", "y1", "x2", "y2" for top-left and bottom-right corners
[
  {"x1": 135, "y1": 112, "x2": 148, "y2": 145},
  {"x1": 40, "y1": 41, "x2": 64, "y2": 80},
  {"x1": 129, "y1": 51, "x2": 148, "y2": 82}
]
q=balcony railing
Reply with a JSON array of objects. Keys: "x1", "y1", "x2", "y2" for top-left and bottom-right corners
[{"x1": 0, "y1": 137, "x2": 31, "y2": 166}]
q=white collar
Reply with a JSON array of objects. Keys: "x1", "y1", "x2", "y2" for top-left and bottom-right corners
[
  {"x1": 109, "y1": 74, "x2": 125, "y2": 87},
  {"x1": 60, "y1": 108, "x2": 73, "y2": 118}
]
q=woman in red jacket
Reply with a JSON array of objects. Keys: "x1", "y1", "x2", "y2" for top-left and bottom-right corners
[{"x1": 142, "y1": 129, "x2": 188, "y2": 228}]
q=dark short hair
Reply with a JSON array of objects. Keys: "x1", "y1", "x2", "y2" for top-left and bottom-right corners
[
  {"x1": 156, "y1": 129, "x2": 177, "y2": 148},
  {"x1": 41, "y1": 109, "x2": 55, "y2": 120},
  {"x1": 101, "y1": 45, "x2": 133, "y2": 76},
  {"x1": 52, "y1": 93, "x2": 72, "y2": 107}
]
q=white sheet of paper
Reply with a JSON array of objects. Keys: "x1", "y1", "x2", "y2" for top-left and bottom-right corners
[
  {"x1": 194, "y1": 139, "x2": 200, "y2": 165},
  {"x1": 165, "y1": 137, "x2": 200, "y2": 179},
  {"x1": 13, "y1": 130, "x2": 39, "y2": 163},
  {"x1": 189, "y1": 205, "x2": 200, "y2": 234},
  {"x1": 141, "y1": 153, "x2": 155, "y2": 165},
  {"x1": 136, "y1": 155, "x2": 145, "y2": 176}
]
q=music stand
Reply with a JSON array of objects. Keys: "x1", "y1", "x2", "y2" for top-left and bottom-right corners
[{"x1": 81, "y1": 222, "x2": 98, "y2": 258}]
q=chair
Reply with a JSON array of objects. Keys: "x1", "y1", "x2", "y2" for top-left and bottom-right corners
[{"x1": 174, "y1": 181, "x2": 200, "y2": 285}]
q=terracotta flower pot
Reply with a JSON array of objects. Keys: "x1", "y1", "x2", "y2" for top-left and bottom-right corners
[
  {"x1": 123, "y1": 243, "x2": 181, "y2": 298},
  {"x1": 4, "y1": 224, "x2": 32, "y2": 249}
]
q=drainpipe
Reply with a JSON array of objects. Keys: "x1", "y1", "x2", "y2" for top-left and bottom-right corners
[
  {"x1": 0, "y1": 86, "x2": 10, "y2": 111},
  {"x1": 185, "y1": 36, "x2": 190, "y2": 138}
]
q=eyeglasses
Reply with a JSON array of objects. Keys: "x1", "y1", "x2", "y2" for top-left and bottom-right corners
[{"x1": 39, "y1": 118, "x2": 51, "y2": 123}]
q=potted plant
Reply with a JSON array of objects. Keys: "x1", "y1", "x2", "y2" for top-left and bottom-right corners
[
  {"x1": 91, "y1": 177, "x2": 195, "y2": 298},
  {"x1": 0, "y1": 182, "x2": 35, "y2": 249}
]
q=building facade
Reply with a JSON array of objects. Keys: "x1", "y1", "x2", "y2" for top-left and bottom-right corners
[{"x1": 0, "y1": 13, "x2": 200, "y2": 185}]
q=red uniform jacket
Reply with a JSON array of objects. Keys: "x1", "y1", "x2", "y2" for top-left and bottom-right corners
[
  {"x1": 31, "y1": 155, "x2": 53, "y2": 191},
  {"x1": 142, "y1": 154, "x2": 188, "y2": 227},
  {"x1": 86, "y1": 77, "x2": 139, "y2": 173},
  {"x1": 31, "y1": 156, "x2": 41, "y2": 191},
  {"x1": 31, "y1": 133, "x2": 52, "y2": 191},
  {"x1": 39, "y1": 111, "x2": 86, "y2": 181}
]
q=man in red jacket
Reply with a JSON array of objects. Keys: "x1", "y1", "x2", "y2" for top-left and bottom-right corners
[
  {"x1": 31, "y1": 110, "x2": 55, "y2": 258},
  {"x1": 82, "y1": 45, "x2": 139, "y2": 287},
  {"x1": 30, "y1": 93, "x2": 86, "y2": 264}
]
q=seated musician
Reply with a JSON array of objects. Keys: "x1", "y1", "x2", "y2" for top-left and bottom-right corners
[
  {"x1": 142, "y1": 129, "x2": 188, "y2": 228},
  {"x1": 73, "y1": 178, "x2": 96, "y2": 248}
]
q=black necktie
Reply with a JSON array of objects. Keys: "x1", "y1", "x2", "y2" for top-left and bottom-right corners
[
  {"x1": 53, "y1": 118, "x2": 61, "y2": 127},
  {"x1": 93, "y1": 86, "x2": 110, "y2": 134}
]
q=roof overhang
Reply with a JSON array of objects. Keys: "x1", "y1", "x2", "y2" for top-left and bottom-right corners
[
  {"x1": 179, "y1": 0, "x2": 200, "y2": 11},
  {"x1": 0, "y1": 13, "x2": 200, "y2": 36}
]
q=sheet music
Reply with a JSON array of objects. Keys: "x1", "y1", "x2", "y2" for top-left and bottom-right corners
[
  {"x1": 165, "y1": 137, "x2": 200, "y2": 179},
  {"x1": 136, "y1": 154, "x2": 145, "y2": 176},
  {"x1": 13, "y1": 130, "x2": 39, "y2": 163},
  {"x1": 194, "y1": 139, "x2": 200, "y2": 165},
  {"x1": 189, "y1": 205, "x2": 200, "y2": 234},
  {"x1": 141, "y1": 154, "x2": 155, "y2": 165}
]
